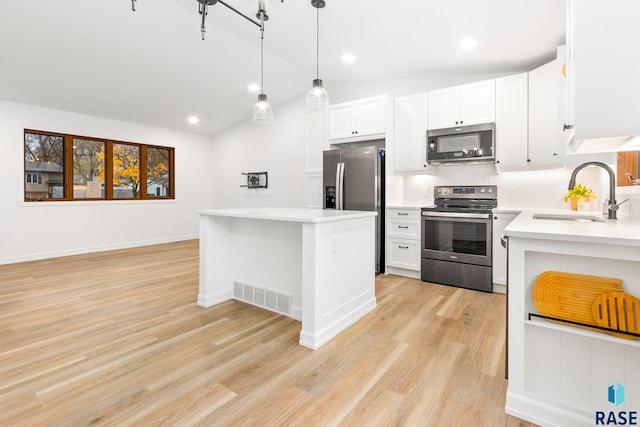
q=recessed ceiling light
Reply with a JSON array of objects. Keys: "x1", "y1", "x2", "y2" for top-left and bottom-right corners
[
  {"x1": 248, "y1": 83, "x2": 260, "y2": 93},
  {"x1": 458, "y1": 38, "x2": 478, "y2": 50},
  {"x1": 187, "y1": 116, "x2": 200, "y2": 124},
  {"x1": 342, "y1": 53, "x2": 356, "y2": 63}
]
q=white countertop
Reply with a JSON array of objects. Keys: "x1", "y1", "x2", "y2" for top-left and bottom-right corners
[
  {"x1": 198, "y1": 207, "x2": 377, "y2": 223},
  {"x1": 492, "y1": 207, "x2": 522, "y2": 214},
  {"x1": 505, "y1": 208, "x2": 640, "y2": 246}
]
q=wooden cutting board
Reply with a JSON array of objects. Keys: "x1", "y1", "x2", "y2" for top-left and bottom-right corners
[
  {"x1": 592, "y1": 292, "x2": 640, "y2": 340},
  {"x1": 532, "y1": 271, "x2": 623, "y2": 328}
]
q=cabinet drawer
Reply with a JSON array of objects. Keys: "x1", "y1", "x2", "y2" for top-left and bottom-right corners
[
  {"x1": 386, "y1": 208, "x2": 420, "y2": 220},
  {"x1": 386, "y1": 238, "x2": 420, "y2": 271},
  {"x1": 386, "y1": 219, "x2": 420, "y2": 239}
]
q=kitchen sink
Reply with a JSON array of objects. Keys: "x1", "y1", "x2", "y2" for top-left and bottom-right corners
[{"x1": 532, "y1": 213, "x2": 606, "y2": 223}]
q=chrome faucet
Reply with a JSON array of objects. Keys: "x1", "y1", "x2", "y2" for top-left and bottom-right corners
[{"x1": 568, "y1": 161, "x2": 618, "y2": 220}]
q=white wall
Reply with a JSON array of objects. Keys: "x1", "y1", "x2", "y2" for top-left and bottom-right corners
[
  {"x1": 0, "y1": 100, "x2": 213, "y2": 264},
  {"x1": 325, "y1": 73, "x2": 516, "y2": 105},
  {"x1": 208, "y1": 97, "x2": 307, "y2": 209}
]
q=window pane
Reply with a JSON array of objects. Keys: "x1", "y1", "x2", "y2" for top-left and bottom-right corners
[
  {"x1": 147, "y1": 147, "x2": 171, "y2": 198},
  {"x1": 72, "y1": 138, "x2": 105, "y2": 199},
  {"x1": 24, "y1": 132, "x2": 65, "y2": 200},
  {"x1": 112, "y1": 143, "x2": 140, "y2": 199}
]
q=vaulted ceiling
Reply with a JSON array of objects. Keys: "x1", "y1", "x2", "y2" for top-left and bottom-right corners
[{"x1": 0, "y1": 0, "x2": 565, "y2": 135}]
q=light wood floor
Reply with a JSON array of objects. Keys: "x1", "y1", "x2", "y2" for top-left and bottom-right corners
[{"x1": 0, "y1": 240, "x2": 535, "y2": 427}]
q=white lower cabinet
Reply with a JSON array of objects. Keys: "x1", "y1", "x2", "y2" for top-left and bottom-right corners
[
  {"x1": 385, "y1": 207, "x2": 421, "y2": 279},
  {"x1": 386, "y1": 238, "x2": 420, "y2": 270},
  {"x1": 492, "y1": 211, "x2": 518, "y2": 291}
]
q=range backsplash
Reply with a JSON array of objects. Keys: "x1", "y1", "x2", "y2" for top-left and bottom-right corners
[{"x1": 402, "y1": 163, "x2": 640, "y2": 220}]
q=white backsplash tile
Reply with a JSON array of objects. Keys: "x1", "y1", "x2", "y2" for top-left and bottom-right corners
[{"x1": 401, "y1": 163, "x2": 640, "y2": 221}]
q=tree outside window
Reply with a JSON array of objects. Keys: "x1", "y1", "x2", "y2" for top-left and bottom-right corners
[
  {"x1": 147, "y1": 147, "x2": 171, "y2": 198},
  {"x1": 73, "y1": 138, "x2": 105, "y2": 199},
  {"x1": 24, "y1": 130, "x2": 174, "y2": 202},
  {"x1": 24, "y1": 132, "x2": 65, "y2": 200}
]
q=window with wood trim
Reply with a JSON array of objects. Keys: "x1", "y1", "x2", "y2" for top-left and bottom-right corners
[{"x1": 24, "y1": 130, "x2": 175, "y2": 202}]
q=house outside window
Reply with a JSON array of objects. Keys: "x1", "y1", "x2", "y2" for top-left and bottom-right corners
[{"x1": 24, "y1": 130, "x2": 175, "y2": 202}]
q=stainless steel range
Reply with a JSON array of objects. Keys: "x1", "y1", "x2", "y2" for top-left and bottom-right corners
[{"x1": 421, "y1": 185, "x2": 497, "y2": 292}]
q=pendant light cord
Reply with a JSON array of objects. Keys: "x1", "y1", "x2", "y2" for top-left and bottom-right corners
[
  {"x1": 315, "y1": 5, "x2": 319, "y2": 80},
  {"x1": 260, "y1": 20, "x2": 265, "y2": 94}
]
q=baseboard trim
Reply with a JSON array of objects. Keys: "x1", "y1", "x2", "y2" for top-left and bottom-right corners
[
  {"x1": 197, "y1": 289, "x2": 233, "y2": 308},
  {"x1": 299, "y1": 297, "x2": 377, "y2": 350},
  {"x1": 505, "y1": 391, "x2": 594, "y2": 427},
  {"x1": 385, "y1": 266, "x2": 420, "y2": 280},
  {"x1": 0, "y1": 235, "x2": 198, "y2": 265}
]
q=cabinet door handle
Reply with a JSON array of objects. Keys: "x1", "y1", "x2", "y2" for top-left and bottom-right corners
[
  {"x1": 398, "y1": 245, "x2": 409, "y2": 249},
  {"x1": 563, "y1": 123, "x2": 575, "y2": 131},
  {"x1": 397, "y1": 212, "x2": 409, "y2": 216},
  {"x1": 398, "y1": 225, "x2": 409, "y2": 229}
]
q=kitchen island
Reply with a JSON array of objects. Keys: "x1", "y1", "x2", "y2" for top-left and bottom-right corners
[
  {"x1": 198, "y1": 207, "x2": 378, "y2": 350},
  {"x1": 504, "y1": 209, "x2": 640, "y2": 426}
]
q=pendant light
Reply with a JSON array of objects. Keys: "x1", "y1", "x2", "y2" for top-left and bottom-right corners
[
  {"x1": 252, "y1": 10, "x2": 273, "y2": 124},
  {"x1": 305, "y1": 0, "x2": 329, "y2": 112}
]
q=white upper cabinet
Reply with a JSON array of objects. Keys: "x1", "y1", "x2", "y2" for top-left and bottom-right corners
[
  {"x1": 426, "y1": 87, "x2": 458, "y2": 130},
  {"x1": 393, "y1": 93, "x2": 429, "y2": 173},
  {"x1": 328, "y1": 95, "x2": 386, "y2": 142},
  {"x1": 328, "y1": 103, "x2": 354, "y2": 140},
  {"x1": 495, "y1": 73, "x2": 529, "y2": 171},
  {"x1": 528, "y1": 60, "x2": 560, "y2": 168},
  {"x1": 459, "y1": 81, "x2": 496, "y2": 125},
  {"x1": 495, "y1": 62, "x2": 565, "y2": 172},
  {"x1": 567, "y1": 0, "x2": 640, "y2": 140},
  {"x1": 427, "y1": 79, "x2": 495, "y2": 130}
]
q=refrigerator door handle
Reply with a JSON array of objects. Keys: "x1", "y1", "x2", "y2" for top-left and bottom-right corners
[
  {"x1": 336, "y1": 163, "x2": 342, "y2": 210},
  {"x1": 337, "y1": 162, "x2": 345, "y2": 210}
]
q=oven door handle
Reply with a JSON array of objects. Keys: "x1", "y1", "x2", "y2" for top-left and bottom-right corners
[{"x1": 421, "y1": 211, "x2": 491, "y2": 219}]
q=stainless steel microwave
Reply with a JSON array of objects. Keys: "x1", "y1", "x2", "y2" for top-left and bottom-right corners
[{"x1": 426, "y1": 122, "x2": 495, "y2": 165}]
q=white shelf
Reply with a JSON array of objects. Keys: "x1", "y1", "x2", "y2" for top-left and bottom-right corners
[{"x1": 524, "y1": 318, "x2": 640, "y2": 348}]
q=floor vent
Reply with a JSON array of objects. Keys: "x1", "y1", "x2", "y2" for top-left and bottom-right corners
[{"x1": 233, "y1": 281, "x2": 291, "y2": 316}]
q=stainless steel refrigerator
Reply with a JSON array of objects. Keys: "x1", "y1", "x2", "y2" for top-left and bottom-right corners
[{"x1": 323, "y1": 146, "x2": 385, "y2": 274}]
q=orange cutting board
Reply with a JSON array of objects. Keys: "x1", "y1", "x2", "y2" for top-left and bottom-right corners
[
  {"x1": 532, "y1": 271, "x2": 623, "y2": 328},
  {"x1": 592, "y1": 292, "x2": 640, "y2": 340}
]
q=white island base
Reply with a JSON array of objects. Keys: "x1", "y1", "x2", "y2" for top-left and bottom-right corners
[
  {"x1": 505, "y1": 210, "x2": 640, "y2": 427},
  {"x1": 198, "y1": 208, "x2": 378, "y2": 350}
]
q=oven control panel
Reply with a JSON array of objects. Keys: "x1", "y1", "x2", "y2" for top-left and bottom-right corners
[{"x1": 435, "y1": 185, "x2": 497, "y2": 199}]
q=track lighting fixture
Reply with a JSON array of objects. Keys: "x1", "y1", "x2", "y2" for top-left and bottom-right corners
[{"x1": 133, "y1": 0, "x2": 277, "y2": 123}]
